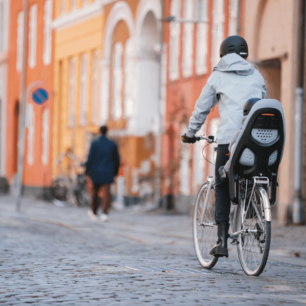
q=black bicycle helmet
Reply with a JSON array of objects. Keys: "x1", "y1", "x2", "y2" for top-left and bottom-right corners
[
  {"x1": 220, "y1": 35, "x2": 248, "y2": 58},
  {"x1": 243, "y1": 98, "x2": 261, "y2": 116}
]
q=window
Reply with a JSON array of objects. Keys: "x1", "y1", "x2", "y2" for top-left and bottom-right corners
[
  {"x1": 71, "y1": 0, "x2": 77, "y2": 10},
  {"x1": 124, "y1": 39, "x2": 133, "y2": 117},
  {"x1": 16, "y1": 11, "x2": 24, "y2": 71},
  {"x1": 182, "y1": 0, "x2": 194, "y2": 78},
  {"x1": 69, "y1": 58, "x2": 75, "y2": 127},
  {"x1": 196, "y1": 0, "x2": 208, "y2": 75},
  {"x1": 91, "y1": 51, "x2": 98, "y2": 124},
  {"x1": 41, "y1": 108, "x2": 49, "y2": 165},
  {"x1": 43, "y1": 0, "x2": 53, "y2": 66},
  {"x1": 80, "y1": 54, "x2": 88, "y2": 126},
  {"x1": 26, "y1": 104, "x2": 35, "y2": 165},
  {"x1": 28, "y1": 5, "x2": 37, "y2": 69},
  {"x1": 100, "y1": 65, "x2": 109, "y2": 124},
  {"x1": 60, "y1": 0, "x2": 65, "y2": 15},
  {"x1": 228, "y1": 0, "x2": 239, "y2": 36},
  {"x1": 112, "y1": 42, "x2": 122, "y2": 120},
  {"x1": 169, "y1": 0, "x2": 181, "y2": 80},
  {"x1": 211, "y1": 0, "x2": 224, "y2": 68}
]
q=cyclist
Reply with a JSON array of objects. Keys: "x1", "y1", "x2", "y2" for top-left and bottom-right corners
[{"x1": 181, "y1": 36, "x2": 267, "y2": 258}]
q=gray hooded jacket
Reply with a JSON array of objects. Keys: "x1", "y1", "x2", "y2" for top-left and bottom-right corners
[{"x1": 186, "y1": 54, "x2": 267, "y2": 144}]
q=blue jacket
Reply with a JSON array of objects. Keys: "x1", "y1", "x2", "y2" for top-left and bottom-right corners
[{"x1": 85, "y1": 136, "x2": 120, "y2": 185}]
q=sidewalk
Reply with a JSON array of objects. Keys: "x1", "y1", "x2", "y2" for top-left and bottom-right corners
[{"x1": 1, "y1": 195, "x2": 306, "y2": 305}]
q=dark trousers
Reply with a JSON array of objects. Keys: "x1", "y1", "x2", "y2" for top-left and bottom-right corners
[
  {"x1": 215, "y1": 144, "x2": 231, "y2": 224},
  {"x1": 91, "y1": 184, "x2": 111, "y2": 215}
]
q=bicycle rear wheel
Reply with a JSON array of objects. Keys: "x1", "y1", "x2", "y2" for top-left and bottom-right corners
[
  {"x1": 193, "y1": 182, "x2": 218, "y2": 269},
  {"x1": 234, "y1": 186, "x2": 271, "y2": 276}
]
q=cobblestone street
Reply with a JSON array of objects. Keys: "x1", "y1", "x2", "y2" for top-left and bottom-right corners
[{"x1": 1, "y1": 195, "x2": 306, "y2": 305}]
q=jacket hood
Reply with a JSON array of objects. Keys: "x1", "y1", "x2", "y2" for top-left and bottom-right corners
[{"x1": 213, "y1": 53, "x2": 255, "y2": 76}]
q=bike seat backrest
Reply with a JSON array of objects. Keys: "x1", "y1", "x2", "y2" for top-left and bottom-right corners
[{"x1": 228, "y1": 99, "x2": 286, "y2": 202}]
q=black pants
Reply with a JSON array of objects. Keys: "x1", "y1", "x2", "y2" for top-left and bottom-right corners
[
  {"x1": 91, "y1": 184, "x2": 111, "y2": 215},
  {"x1": 215, "y1": 144, "x2": 231, "y2": 224}
]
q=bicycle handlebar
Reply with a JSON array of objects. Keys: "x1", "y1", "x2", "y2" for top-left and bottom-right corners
[{"x1": 195, "y1": 135, "x2": 216, "y2": 143}]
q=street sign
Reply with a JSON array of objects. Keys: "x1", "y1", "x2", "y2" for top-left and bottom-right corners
[{"x1": 32, "y1": 88, "x2": 49, "y2": 105}]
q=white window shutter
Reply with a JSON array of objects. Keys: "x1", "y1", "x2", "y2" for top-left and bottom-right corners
[
  {"x1": 41, "y1": 108, "x2": 50, "y2": 165},
  {"x1": 211, "y1": 0, "x2": 224, "y2": 69},
  {"x1": 182, "y1": 0, "x2": 194, "y2": 78},
  {"x1": 124, "y1": 39, "x2": 134, "y2": 118},
  {"x1": 69, "y1": 58, "x2": 75, "y2": 127},
  {"x1": 100, "y1": 65, "x2": 109, "y2": 124},
  {"x1": 71, "y1": 0, "x2": 77, "y2": 10},
  {"x1": 112, "y1": 42, "x2": 122, "y2": 120},
  {"x1": 169, "y1": 0, "x2": 181, "y2": 81},
  {"x1": 91, "y1": 51, "x2": 98, "y2": 124},
  {"x1": 16, "y1": 11, "x2": 24, "y2": 71},
  {"x1": 80, "y1": 54, "x2": 88, "y2": 126},
  {"x1": 43, "y1": 0, "x2": 53, "y2": 66},
  {"x1": 28, "y1": 4, "x2": 37, "y2": 69},
  {"x1": 196, "y1": 0, "x2": 208, "y2": 75},
  {"x1": 60, "y1": 0, "x2": 65, "y2": 15},
  {"x1": 27, "y1": 104, "x2": 35, "y2": 165},
  {"x1": 228, "y1": 0, "x2": 239, "y2": 36}
]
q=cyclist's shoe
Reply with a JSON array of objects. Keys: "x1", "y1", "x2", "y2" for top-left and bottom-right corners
[
  {"x1": 209, "y1": 222, "x2": 229, "y2": 257},
  {"x1": 218, "y1": 166, "x2": 227, "y2": 181}
]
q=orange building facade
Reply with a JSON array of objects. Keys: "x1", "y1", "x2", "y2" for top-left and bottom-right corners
[
  {"x1": 162, "y1": 0, "x2": 244, "y2": 212},
  {"x1": 6, "y1": 0, "x2": 54, "y2": 193}
]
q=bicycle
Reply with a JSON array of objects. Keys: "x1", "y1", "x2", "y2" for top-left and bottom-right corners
[
  {"x1": 50, "y1": 151, "x2": 91, "y2": 208},
  {"x1": 193, "y1": 134, "x2": 272, "y2": 276}
]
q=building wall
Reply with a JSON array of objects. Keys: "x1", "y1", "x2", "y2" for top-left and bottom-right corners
[
  {"x1": 6, "y1": 0, "x2": 54, "y2": 189},
  {"x1": 243, "y1": 0, "x2": 300, "y2": 224},
  {"x1": 52, "y1": 0, "x2": 105, "y2": 176},
  {"x1": 163, "y1": 0, "x2": 243, "y2": 211}
]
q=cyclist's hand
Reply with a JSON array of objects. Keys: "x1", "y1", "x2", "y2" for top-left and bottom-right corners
[{"x1": 181, "y1": 133, "x2": 197, "y2": 144}]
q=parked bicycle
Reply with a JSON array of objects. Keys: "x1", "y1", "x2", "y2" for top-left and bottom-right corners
[
  {"x1": 193, "y1": 100, "x2": 285, "y2": 276},
  {"x1": 50, "y1": 151, "x2": 91, "y2": 208}
]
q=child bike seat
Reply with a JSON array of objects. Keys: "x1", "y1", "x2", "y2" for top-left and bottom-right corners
[{"x1": 227, "y1": 99, "x2": 286, "y2": 204}]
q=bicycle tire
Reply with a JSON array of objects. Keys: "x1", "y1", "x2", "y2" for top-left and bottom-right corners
[
  {"x1": 234, "y1": 186, "x2": 271, "y2": 276},
  {"x1": 193, "y1": 182, "x2": 219, "y2": 269},
  {"x1": 49, "y1": 178, "x2": 76, "y2": 208}
]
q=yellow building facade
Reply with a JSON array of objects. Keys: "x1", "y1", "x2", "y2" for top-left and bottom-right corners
[
  {"x1": 52, "y1": 0, "x2": 164, "y2": 205},
  {"x1": 52, "y1": 0, "x2": 105, "y2": 173}
]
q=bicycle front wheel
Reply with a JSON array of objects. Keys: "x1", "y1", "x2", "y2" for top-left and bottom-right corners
[
  {"x1": 234, "y1": 186, "x2": 271, "y2": 276},
  {"x1": 49, "y1": 178, "x2": 77, "y2": 208},
  {"x1": 193, "y1": 182, "x2": 218, "y2": 269}
]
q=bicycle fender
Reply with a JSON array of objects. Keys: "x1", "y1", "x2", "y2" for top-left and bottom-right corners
[{"x1": 258, "y1": 186, "x2": 271, "y2": 222}]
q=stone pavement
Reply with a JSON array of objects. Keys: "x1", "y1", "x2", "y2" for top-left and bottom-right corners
[{"x1": 0, "y1": 195, "x2": 306, "y2": 305}]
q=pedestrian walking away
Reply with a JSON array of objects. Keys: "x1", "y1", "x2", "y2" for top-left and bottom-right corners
[{"x1": 85, "y1": 126, "x2": 120, "y2": 222}]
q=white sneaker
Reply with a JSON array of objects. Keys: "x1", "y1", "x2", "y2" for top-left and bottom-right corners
[
  {"x1": 100, "y1": 213, "x2": 109, "y2": 222},
  {"x1": 87, "y1": 210, "x2": 97, "y2": 221}
]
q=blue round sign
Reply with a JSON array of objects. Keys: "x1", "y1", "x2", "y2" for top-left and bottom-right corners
[{"x1": 32, "y1": 88, "x2": 49, "y2": 105}]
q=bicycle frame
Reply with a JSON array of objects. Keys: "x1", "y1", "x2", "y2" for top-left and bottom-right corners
[
  {"x1": 199, "y1": 174, "x2": 271, "y2": 238},
  {"x1": 230, "y1": 177, "x2": 271, "y2": 239}
]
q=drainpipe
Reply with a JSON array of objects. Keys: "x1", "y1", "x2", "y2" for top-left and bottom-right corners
[{"x1": 293, "y1": 0, "x2": 305, "y2": 224}]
